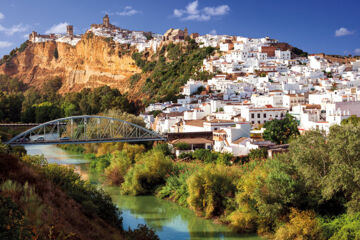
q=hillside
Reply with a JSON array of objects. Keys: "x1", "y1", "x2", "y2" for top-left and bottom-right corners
[
  {"x1": 0, "y1": 33, "x2": 141, "y2": 99},
  {"x1": 0, "y1": 33, "x2": 214, "y2": 105},
  {"x1": 0, "y1": 149, "x2": 158, "y2": 240}
]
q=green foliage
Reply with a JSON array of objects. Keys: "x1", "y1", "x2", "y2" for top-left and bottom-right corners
[
  {"x1": 89, "y1": 154, "x2": 111, "y2": 172},
  {"x1": 0, "y1": 195, "x2": 33, "y2": 240},
  {"x1": 41, "y1": 163, "x2": 123, "y2": 228},
  {"x1": 216, "y1": 152, "x2": 233, "y2": 165},
  {"x1": 187, "y1": 165, "x2": 236, "y2": 218},
  {"x1": 132, "y1": 41, "x2": 215, "y2": 103},
  {"x1": 192, "y1": 149, "x2": 218, "y2": 163},
  {"x1": 129, "y1": 73, "x2": 142, "y2": 86},
  {"x1": 263, "y1": 114, "x2": 299, "y2": 144},
  {"x1": 174, "y1": 142, "x2": 191, "y2": 150},
  {"x1": 104, "y1": 144, "x2": 145, "y2": 185},
  {"x1": 291, "y1": 47, "x2": 308, "y2": 57},
  {"x1": 157, "y1": 164, "x2": 196, "y2": 206},
  {"x1": 341, "y1": 115, "x2": 360, "y2": 126},
  {"x1": 0, "y1": 91, "x2": 24, "y2": 122},
  {"x1": 121, "y1": 149, "x2": 173, "y2": 195},
  {"x1": 320, "y1": 213, "x2": 360, "y2": 240},
  {"x1": 153, "y1": 143, "x2": 171, "y2": 156},
  {"x1": 274, "y1": 208, "x2": 324, "y2": 240},
  {"x1": 0, "y1": 75, "x2": 27, "y2": 92},
  {"x1": 248, "y1": 148, "x2": 268, "y2": 160},
  {"x1": 32, "y1": 101, "x2": 62, "y2": 123},
  {"x1": 125, "y1": 224, "x2": 159, "y2": 240}
]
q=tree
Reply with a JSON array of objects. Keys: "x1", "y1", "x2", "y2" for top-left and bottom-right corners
[
  {"x1": 341, "y1": 115, "x2": 360, "y2": 126},
  {"x1": 263, "y1": 114, "x2": 299, "y2": 144},
  {"x1": 324, "y1": 124, "x2": 360, "y2": 212}
]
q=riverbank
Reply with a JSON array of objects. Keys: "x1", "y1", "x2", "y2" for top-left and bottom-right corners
[
  {"x1": 0, "y1": 147, "x2": 160, "y2": 240},
  {"x1": 56, "y1": 124, "x2": 360, "y2": 240},
  {"x1": 26, "y1": 144, "x2": 260, "y2": 240}
]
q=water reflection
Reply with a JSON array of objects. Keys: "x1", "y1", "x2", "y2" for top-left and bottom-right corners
[{"x1": 25, "y1": 145, "x2": 260, "y2": 240}]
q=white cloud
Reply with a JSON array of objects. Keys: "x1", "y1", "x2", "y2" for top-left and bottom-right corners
[
  {"x1": 355, "y1": 48, "x2": 360, "y2": 55},
  {"x1": 335, "y1": 27, "x2": 354, "y2": 37},
  {"x1": 0, "y1": 12, "x2": 4, "y2": 20},
  {"x1": 117, "y1": 6, "x2": 140, "y2": 16},
  {"x1": 209, "y1": 29, "x2": 217, "y2": 35},
  {"x1": 0, "y1": 41, "x2": 12, "y2": 48},
  {"x1": 105, "y1": 6, "x2": 141, "y2": 17},
  {"x1": 0, "y1": 23, "x2": 29, "y2": 36},
  {"x1": 45, "y1": 22, "x2": 69, "y2": 34},
  {"x1": 173, "y1": 0, "x2": 230, "y2": 21}
]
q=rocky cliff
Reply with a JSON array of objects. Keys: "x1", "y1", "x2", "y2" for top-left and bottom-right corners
[{"x1": 0, "y1": 33, "x2": 142, "y2": 98}]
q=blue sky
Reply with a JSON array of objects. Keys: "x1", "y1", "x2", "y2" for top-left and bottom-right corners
[{"x1": 0, "y1": 0, "x2": 359, "y2": 58}]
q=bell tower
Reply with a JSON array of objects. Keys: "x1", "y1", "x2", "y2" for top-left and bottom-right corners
[{"x1": 103, "y1": 14, "x2": 110, "y2": 28}]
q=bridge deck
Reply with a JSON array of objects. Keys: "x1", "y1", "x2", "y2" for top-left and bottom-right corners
[{"x1": 8, "y1": 137, "x2": 166, "y2": 146}]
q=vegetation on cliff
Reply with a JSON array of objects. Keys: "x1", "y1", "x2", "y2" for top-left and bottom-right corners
[
  {"x1": 131, "y1": 39, "x2": 215, "y2": 104},
  {"x1": 0, "y1": 75, "x2": 136, "y2": 130}
]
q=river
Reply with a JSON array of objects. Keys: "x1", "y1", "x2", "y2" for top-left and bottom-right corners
[{"x1": 25, "y1": 145, "x2": 260, "y2": 240}]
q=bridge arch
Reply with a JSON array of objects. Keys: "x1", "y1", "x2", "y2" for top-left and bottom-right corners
[{"x1": 7, "y1": 115, "x2": 165, "y2": 145}]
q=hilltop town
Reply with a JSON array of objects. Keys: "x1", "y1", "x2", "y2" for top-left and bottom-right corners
[{"x1": 11, "y1": 14, "x2": 360, "y2": 158}]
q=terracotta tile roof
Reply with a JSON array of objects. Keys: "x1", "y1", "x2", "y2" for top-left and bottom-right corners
[
  {"x1": 232, "y1": 137, "x2": 249, "y2": 144},
  {"x1": 184, "y1": 120, "x2": 205, "y2": 127},
  {"x1": 171, "y1": 138, "x2": 213, "y2": 145}
]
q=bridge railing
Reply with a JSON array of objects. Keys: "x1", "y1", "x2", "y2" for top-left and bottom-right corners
[{"x1": 7, "y1": 115, "x2": 166, "y2": 145}]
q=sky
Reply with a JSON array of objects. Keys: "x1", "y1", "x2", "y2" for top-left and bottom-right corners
[{"x1": 0, "y1": 0, "x2": 359, "y2": 58}]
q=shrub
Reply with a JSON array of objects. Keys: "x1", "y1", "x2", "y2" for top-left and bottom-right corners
[
  {"x1": 320, "y1": 213, "x2": 360, "y2": 240},
  {"x1": 105, "y1": 151, "x2": 133, "y2": 185},
  {"x1": 157, "y1": 166, "x2": 194, "y2": 206},
  {"x1": 187, "y1": 165, "x2": 236, "y2": 218},
  {"x1": 130, "y1": 74, "x2": 141, "y2": 86},
  {"x1": 0, "y1": 195, "x2": 33, "y2": 240},
  {"x1": 41, "y1": 164, "x2": 122, "y2": 228},
  {"x1": 274, "y1": 209, "x2": 324, "y2": 240},
  {"x1": 174, "y1": 142, "x2": 191, "y2": 150},
  {"x1": 192, "y1": 149, "x2": 218, "y2": 163},
  {"x1": 216, "y1": 152, "x2": 233, "y2": 165},
  {"x1": 248, "y1": 148, "x2": 268, "y2": 160},
  {"x1": 121, "y1": 150, "x2": 173, "y2": 195},
  {"x1": 125, "y1": 224, "x2": 159, "y2": 240},
  {"x1": 178, "y1": 152, "x2": 193, "y2": 160}
]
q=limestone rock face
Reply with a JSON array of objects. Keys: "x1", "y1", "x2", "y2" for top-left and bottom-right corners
[{"x1": 0, "y1": 34, "x2": 142, "y2": 97}]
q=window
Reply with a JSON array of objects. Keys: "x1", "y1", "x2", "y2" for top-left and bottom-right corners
[
  {"x1": 264, "y1": 113, "x2": 267, "y2": 118},
  {"x1": 257, "y1": 113, "x2": 260, "y2": 118},
  {"x1": 281, "y1": 113, "x2": 284, "y2": 117},
  {"x1": 251, "y1": 113, "x2": 254, "y2": 118},
  {"x1": 252, "y1": 121, "x2": 255, "y2": 124},
  {"x1": 258, "y1": 121, "x2": 261, "y2": 124}
]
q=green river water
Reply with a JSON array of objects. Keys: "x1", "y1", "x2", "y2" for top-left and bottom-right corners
[{"x1": 25, "y1": 145, "x2": 261, "y2": 240}]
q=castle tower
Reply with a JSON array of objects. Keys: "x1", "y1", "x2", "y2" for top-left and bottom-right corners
[
  {"x1": 67, "y1": 25, "x2": 74, "y2": 37},
  {"x1": 103, "y1": 14, "x2": 110, "y2": 28}
]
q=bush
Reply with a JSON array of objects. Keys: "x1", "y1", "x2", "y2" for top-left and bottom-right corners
[
  {"x1": 320, "y1": 213, "x2": 360, "y2": 240},
  {"x1": 248, "y1": 148, "x2": 268, "y2": 160},
  {"x1": 41, "y1": 164, "x2": 122, "y2": 228},
  {"x1": 192, "y1": 149, "x2": 218, "y2": 163},
  {"x1": 274, "y1": 209, "x2": 324, "y2": 240},
  {"x1": 0, "y1": 195, "x2": 33, "y2": 240},
  {"x1": 105, "y1": 151, "x2": 133, "y2": 185},
  {"x1": 121, "y1": 150, "x2": 173, "y2": 195},
  {"x1": 157, "y1": 165, "x2": 194, "y2": 206},
  {"x1": 174, "y1": 142, "x2": 191, "y2": 150},
  {"x1": 187, "y1": 165, "x2": 236, "y2": 218}
]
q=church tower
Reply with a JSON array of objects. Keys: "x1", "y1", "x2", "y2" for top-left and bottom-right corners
[
  {"x1": 67, "y1": 25, "x2": 74, "y2": 37},
  {"x1": 103, "y1": 15, "x2": 110, "y2": 28}
]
